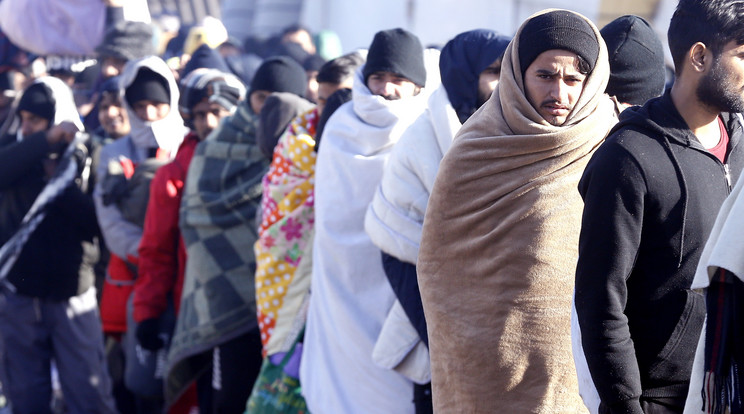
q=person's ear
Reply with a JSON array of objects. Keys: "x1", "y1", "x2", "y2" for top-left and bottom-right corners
[{"x1": 689, "y1": 42, "x2": 710, "y2": 73}]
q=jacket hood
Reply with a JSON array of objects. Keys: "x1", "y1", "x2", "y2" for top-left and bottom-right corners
[
  {"x1": 613, "y1": 92, "x2": 696, "y2": 148},
  {"x1": 120, "y1": 55, "x2": 187, "y2": 153},
  {"x1": 613, "y1": 91, "x2": 743, "y2": 149},
  {"x1": 439, "y1": 29, "x2": 511, "y2": 124},
  {"x1": 16, "y1": 76, "x2": 83, "y2": 140}
]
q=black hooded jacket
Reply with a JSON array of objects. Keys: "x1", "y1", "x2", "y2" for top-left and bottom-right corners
[
  {"x1": 575, "y1": 91, "x2": 744, "y2": 412},
  {"x1": 0, "y1": 131, "x2": 99, "y2": 300}
]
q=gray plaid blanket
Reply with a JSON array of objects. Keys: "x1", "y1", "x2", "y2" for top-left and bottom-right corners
[{"x1": 165, "y1": 102, "x2": 269, "y2": 405}]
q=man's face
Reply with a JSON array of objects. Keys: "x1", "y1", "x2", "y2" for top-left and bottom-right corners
[
  {"x1": 367, "y1": 71, "x2": 419, "y2": 100},
  {"x1": 191, "y1": 99, "x2": 231, "y2": 141},
  {"x1": 101, "y1": 57, "x2": 127, "y2": 79},
  {"x1": 524, "y1": 49, "x2": 587, "y2": 126},
  {"x1": 250, "y1": 90, "x2": 271, "y2": 114},
  {"x1": 19, "y1": 110, "x2": 50, "y2": 137},
  {"x1": 132, "y1": 100, "x2": 170, "y2": 122},
  {"x1": 696, "y1": 40, "x2": 744, "y2": 113},
  {"x1": 477, "y1": 57, "x2": 502, "y2": 107},
  {"x1": 98, "y1": 93, "x2": 130, "y2": 138},
  {"x1": 317, "y1": 78, "x2": 353, "y2": 115}
]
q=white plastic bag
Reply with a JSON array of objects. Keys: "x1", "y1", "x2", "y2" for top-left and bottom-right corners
[{"x1": 0, "y1": 0, "x2": 150, "y2": 56}]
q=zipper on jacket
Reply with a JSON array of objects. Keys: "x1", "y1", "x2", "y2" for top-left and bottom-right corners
[{"x1": 724, "y1": 163, "x2": 732, "y2": 193}]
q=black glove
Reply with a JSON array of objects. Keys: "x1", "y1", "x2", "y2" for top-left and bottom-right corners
[{"x1": 135, "y1": 318, "x2": 164, "y2": 351}]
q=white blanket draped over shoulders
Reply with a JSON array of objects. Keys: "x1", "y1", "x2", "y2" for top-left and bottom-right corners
[{"x1": 300, "y1": 51, "x2": 438, "y2": 414}]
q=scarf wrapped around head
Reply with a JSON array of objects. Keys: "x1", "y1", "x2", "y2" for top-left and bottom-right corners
[
  {"x1": 417, "y1": 8, "x2": 616, "y2": 413},
  {"x1": 120, "y1": 56, "x2": 187, "y2": 155}
]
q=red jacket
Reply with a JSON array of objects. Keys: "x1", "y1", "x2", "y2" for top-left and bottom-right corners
[{"x1": 133, "y1": 133, "x2": 199, "y2": 322}]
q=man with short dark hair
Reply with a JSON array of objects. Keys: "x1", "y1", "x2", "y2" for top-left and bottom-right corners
[
  {"x1": 315, "y1": 52, "x2": 364, "y2": 113},
  {"x1": 574, "y1": 0, "x2": 744, "y2": 412},
  {"x1": 301, "y1": 27, "x2": 435, "y2": 414},
  {"x1": 417, "y1": 10, "x2": 617, "y2": 413}
]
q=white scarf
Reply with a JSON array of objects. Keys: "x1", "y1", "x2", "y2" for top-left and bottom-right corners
[{"x1": 119, "y1": 56, "x2": 187, "y2": 156}]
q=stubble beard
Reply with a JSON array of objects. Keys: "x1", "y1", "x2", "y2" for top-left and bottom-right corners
[{"x1": 697, "y1": 57, "x2": 744, "y2": 114}]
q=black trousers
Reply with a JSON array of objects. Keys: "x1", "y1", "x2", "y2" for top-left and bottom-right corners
[{"x1": 198, "y1": 327, "x2": 263, "y2": 414}]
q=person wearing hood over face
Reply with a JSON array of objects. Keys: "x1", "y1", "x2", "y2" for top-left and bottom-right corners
[
  {"x1": 95, "y1": 56, "x2": 186, "y2": 277},
  {"x1": 363, "y1": 28, "x2": 510, "y2": 414},
  {"x1": 299, "y1": 27, "x2": 440, "y2": 414},
  {"x1": 93, "y1": 55, "x2": 186, "y2": 412},
  {"x1": 166, "y1": 55, "x2": 306, "y2": 414},
  {"x1": 0, "y1": 76, "x2": 117, "y2": 413},
  {"x1": 417, "y1": 9, "x2": 617, "y2": 413}
]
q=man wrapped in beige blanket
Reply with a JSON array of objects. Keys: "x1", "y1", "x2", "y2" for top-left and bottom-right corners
[{"x1": 417, "y1": 9, "x2": 617, "y2": 413}]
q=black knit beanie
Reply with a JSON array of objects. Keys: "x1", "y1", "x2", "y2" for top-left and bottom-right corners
[
  {"x1": 362, "y1": 28, "x2": 426, "y2": 87},
  {"x1": 96, "y1": 21, "x2": 155, "y2": 61},
  {"x1": 249, "y1": 56, "x2": 307, "y2": 98},
  {"x1": 601, "y1": 15, "x2": 666, "y2": 105},
  {"x1": 182, "y1": 44, "x2": 231, "y2": 78},
  {"x1": 125, "y1": 68, "x2": 170, "y2": 108},
  {"x1": 17, "y1": 82, "x2": 55, "y2": 124},
  {"x1": 518, "y1": 10, "x2": 599, "y2": 77}
]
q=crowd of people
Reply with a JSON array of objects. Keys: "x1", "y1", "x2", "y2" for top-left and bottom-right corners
[{"x1": 0, "y1": 0, "x2": 743, "y2": 413}]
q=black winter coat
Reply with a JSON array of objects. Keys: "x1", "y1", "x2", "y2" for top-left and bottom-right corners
[
  {"x1": 574, "y1": 91, "x2": 744, "y2": 413},
  {"x1": 0, "y1": 132, "x2": 99, "y2": 300}
]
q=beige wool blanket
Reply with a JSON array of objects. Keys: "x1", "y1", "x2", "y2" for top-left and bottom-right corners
[{"x1": 417, "y1": 9, "x2": 617, "y2": 413}]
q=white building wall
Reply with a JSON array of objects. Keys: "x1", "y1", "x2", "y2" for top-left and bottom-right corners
[{"x1": 300, "y1": 0, "x2": 602, "y2": 53}]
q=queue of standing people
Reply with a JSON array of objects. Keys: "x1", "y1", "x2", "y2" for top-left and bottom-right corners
[{"x1": 0, "y1": 0, "x2": 744, "y2": 413}]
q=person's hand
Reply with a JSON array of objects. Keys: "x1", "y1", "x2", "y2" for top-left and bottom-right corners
[
  {"x1": 46, "y1": 122, "x2": 79, "y2": 146},
  {"x1": 136, "y1": 318, "x2": 164, "y2": 351}
]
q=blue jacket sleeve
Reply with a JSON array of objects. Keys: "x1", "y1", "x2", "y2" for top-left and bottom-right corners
[{"x1": 381, "y1": 251, "x2": 429, "y2": 346}]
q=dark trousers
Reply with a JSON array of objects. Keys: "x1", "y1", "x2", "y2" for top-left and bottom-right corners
[
  {"x1": 210, "y1": 327, "x2": 263, "y2": 414},
  {"x1": 599, "y1": 396, "x2": 686, "y2": 414}
]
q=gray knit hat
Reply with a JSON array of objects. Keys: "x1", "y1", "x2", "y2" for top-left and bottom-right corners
[{"x1": 96, "y1": 21, "x2": 156, "y2": 61}]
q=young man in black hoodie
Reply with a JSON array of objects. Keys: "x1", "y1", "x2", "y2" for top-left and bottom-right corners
[{"x1": 574, "y1": 1, "x2": 744, "y2": 413}]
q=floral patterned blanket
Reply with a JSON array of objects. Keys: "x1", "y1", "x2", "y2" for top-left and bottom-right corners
[{"x1": 254, "y1": 108, "x2": 318, "y2": 356}]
